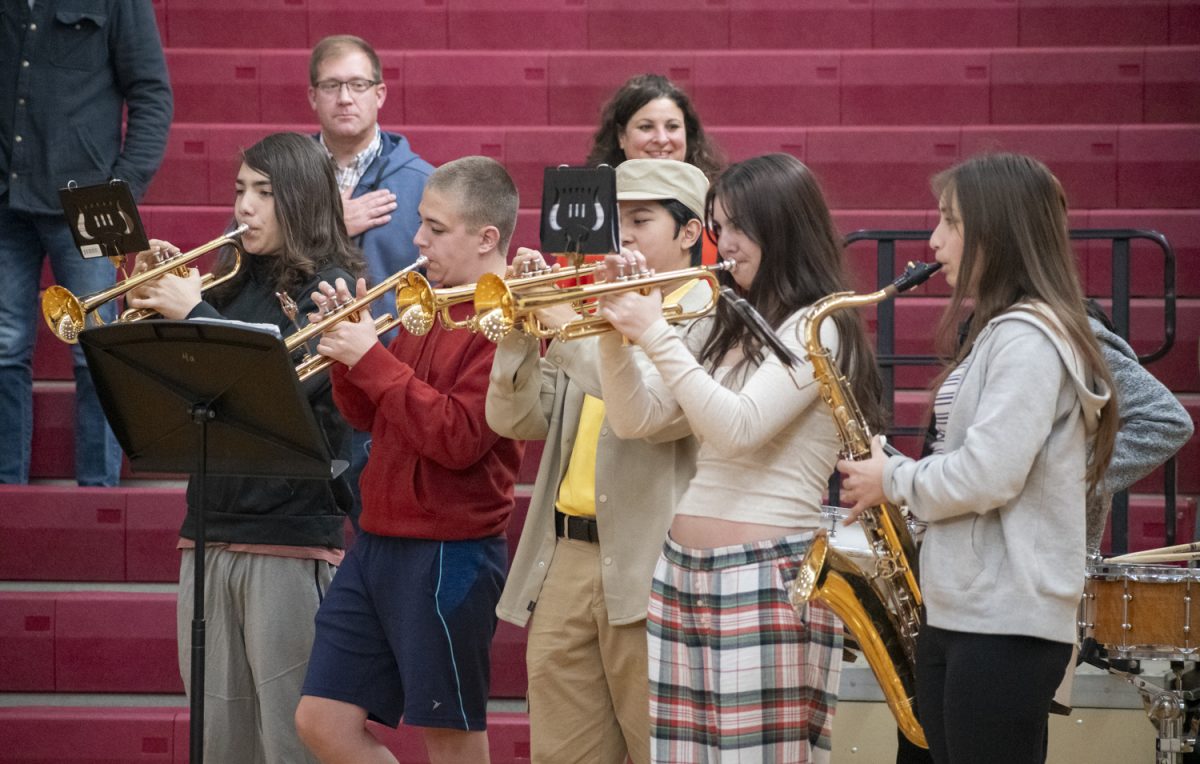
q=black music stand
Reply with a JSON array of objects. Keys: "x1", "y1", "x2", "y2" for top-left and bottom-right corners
[{"x1": 79, "y1": 319, "x2": 340, "y2": 764}]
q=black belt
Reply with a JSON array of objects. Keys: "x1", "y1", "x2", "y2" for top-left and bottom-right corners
[{"x1": 554, "y1": 509, "x2": 599, "y2": 544}]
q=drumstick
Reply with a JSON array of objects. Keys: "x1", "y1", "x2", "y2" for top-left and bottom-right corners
[
  {"x1": 1106, "y1": 541, "x2": 1200, "y2": 562},
  {"x1": 1104, "y1": 551, "x2": 1200, "y2": 564}
]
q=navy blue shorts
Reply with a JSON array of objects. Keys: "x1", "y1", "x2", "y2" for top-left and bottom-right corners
[{"x1": 302, "y1": 533, "x2": 507, "y2": 730}]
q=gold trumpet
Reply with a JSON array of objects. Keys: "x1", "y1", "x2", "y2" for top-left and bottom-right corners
[
  {"x1": 393, "y1": 272, "x2": 482, "y2": 336},
  {"x1": 393, "y1": 261, "x2": 604, "y2": 337},
  {"x1": 286, "y1": 256, "x2": 428, "y2": 382},
  {"x1": 473, "y1": 260, "x2": 733, "y2": 343},
  {"x1": 41, "y1": 225, "x2": 249, "y2": 344}
]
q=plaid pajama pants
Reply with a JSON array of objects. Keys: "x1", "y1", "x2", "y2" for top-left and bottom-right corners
[{"x1": 647, "y1": 532, "x2": 843, "y2": 764}]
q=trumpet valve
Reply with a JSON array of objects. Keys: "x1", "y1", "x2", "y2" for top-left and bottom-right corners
[{"x1": 399, "y1": 305, "x2": 434, "y2": 336}]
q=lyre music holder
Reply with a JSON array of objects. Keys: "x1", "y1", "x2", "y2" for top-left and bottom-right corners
[
  {"x1": 58, "y1": 179, "x2": 149, "y2": 262},
  {"x1": 540, "y1": 165, "x2": 619, "y2": 267},
  {"x1": 79, "y1": 319, "x2": 341, "y2": 764}
]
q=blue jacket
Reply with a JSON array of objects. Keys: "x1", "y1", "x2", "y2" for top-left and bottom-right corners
[
  {"x1": 321, "y1": 130, "x2": 432, "y2": 338},
  {"x1": 1, "y1": 0, "x2": 173, "y2": 214}
]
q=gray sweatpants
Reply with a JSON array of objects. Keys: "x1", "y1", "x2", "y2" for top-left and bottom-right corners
[{"x1": 177, "y1": 547, "x2": 335, "y2": 764}]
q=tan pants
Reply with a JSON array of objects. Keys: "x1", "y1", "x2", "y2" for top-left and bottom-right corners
[
  {"x1": 177, "y1": 548, "x2": 334, "y2": 764},
  {"x1": 526, "y1": 537, "x2": 652, "y2": 764}
]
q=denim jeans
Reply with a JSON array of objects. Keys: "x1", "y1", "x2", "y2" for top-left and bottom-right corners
[{"x1": 0, "y1": 205, "x2": 123, "y2": 485}]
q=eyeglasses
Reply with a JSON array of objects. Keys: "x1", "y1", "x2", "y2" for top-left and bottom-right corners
[{"x1": 314, "y1": 78, "x2": 380, "y2": 96}]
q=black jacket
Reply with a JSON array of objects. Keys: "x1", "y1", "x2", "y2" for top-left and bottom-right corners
[{"x1": 179, "y1": 256, "x2": 354, "y2": 548}]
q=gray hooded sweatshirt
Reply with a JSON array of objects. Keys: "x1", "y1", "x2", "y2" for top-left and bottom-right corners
[{"x1": 883, "y1": 305, "x2": 1110, "y2": 645}]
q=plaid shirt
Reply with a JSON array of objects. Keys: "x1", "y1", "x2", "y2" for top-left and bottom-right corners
[{"x1": 322, "y1": 127, "x2": 383, "y2": 194}]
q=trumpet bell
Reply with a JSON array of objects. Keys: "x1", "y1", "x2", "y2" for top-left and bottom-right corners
[
  {"x1": 399, "y1": 304, "x2": 434, "y2": 336},
  {"x1": 41, "y1": 285, "x2": 92, "y2": 344},
  {"x1": 473, "y1": 273, "x2": 515, "y2": 342}
]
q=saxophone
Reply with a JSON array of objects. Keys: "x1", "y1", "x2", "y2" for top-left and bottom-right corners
[{"x1": 789, "y1": 260, "x2": 941, "y2": 749}]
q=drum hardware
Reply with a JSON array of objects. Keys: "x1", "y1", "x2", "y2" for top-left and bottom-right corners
[{"x1": 1080, "y1": 547, "x2": 1200, "y2": 763}]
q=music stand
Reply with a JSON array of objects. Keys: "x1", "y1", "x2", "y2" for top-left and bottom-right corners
[{"x1": 79, "y1": 319, "x2": 340, "y2": 764}]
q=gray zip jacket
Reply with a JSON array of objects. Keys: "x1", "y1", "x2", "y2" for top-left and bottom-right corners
[{"x1": 883, "y1": 305, "x2": 1110, "y2": 644}]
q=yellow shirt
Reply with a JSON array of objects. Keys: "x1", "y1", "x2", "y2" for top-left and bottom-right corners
[
  {"x1": 555, "y1": 393, "x2": 605, "y2": 518},
  {"x1": 554, "y1": 280, "x2": 699, "y2": 519}
]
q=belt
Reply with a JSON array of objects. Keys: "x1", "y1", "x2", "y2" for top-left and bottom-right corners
[{"x1": 554, "y1": 509, "x2": 599, "y2": 544}]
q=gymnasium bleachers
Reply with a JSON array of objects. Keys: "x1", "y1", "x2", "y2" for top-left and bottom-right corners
[{"x1": 4, "y1": 1, "x2": 1198, "y2": 761}]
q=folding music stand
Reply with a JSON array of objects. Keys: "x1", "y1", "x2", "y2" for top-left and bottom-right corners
[{"x1": 79, "y1": 319, "x2": 341, "y2": 764}]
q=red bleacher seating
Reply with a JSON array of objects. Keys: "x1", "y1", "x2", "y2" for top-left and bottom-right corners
[
  {"x1": 393, "y1": 126, "x2": 508, "y2": 169},
  {"x1": 166, "y1": 0, "x2": 309, "y2": 49},
  {"x1": 29, "y1": 386, "x2": 74, "y2": 480},
  {"x1": 1018, "y1": 0, "x2": 1171, "y2": 46},
  {"x1": 449, "y1": 0, "x2": 588, "y2": 51},
  {"x1": 31, "y1": 319, "x2": 72, "y2": 381},
  {"x1": 586, "y1": 0, "x2": 730, "y2": 50},
  {"x1": 990, "y1": 48, "x2": 1145, "y2": 126},
  {"x1": 959, "y1": 126, "x2": 1120, "y2": 209},
  {"x1": 0, "y1": 708, "x2": 179, "y2": 764},
  {"x1": 404, "y1": 53, "x2": 550, "y2": 127},
  {"x1": 306, "y1": 0, "x2": 450, "y2": 50},
  {"x1": 55, "y1": 592, "x2": 181, "y2": 693},
  {"x1": 258, "y1": 50, "x2": 320, "y2": 125},
  {"x1": 502, "y1": 128, "x2": 592, "y2": 208},
  {"x1": 1144, "y1": 47, "x2": 1200, "y2": 123},
  {"x1": 0, "y1": 486, "x2": 127, "y2": 582},
  {"x1": 806, "y1": 127, "x2": 961, "y2": 209},
  {"x1": 0, "y1": 708, "x2": 534, "y2": 764},
  {"x1": 1099, "y1": 495, "x2": 1198, "y2": 554},
  {"x1": 871, "y1": 0, "x2": 1020, "y2": 49},
  {"x1": 166, "y1": 49, "x2": 263, "y2": 124},
  {"x1": 0, "y1": 594, "x2": 55, "y2": 692},
  {"x1": 1172, "y1": 0, "x2": 1200, "y2": 44},
  {"x1": 727, "y1": 0, "x2": 872, "y2": 49},
  {"x1": 125, "y1": 489, "x2": 187, "y2": 583},
  {"x1": 547, "y1": 53, "x2": 696, "y2": 127},
  {"x1": 138, "y1": 205, "x2": 236, "y2": 254},
  {"x1": 1083, "y1": 210, "x2": 1200, "y2": 298},
  {"x1": 692, "y1": 53, "x2": 840, "y2": 127},
  {"x1": 1117, "y1": 125, "x2": 1200, "y2": 209},
  {"x1": 705, "y1": 127, "x2": 807, "y2": 166},
  {"x1": 142, "y1": 125, "x2": 216, "y2": 206},
  {"x1": 1174, "y1": 396, "x2": 1200, "y2": 494},
  {"x1": 837, "y1": 210, "x2": 941, "y2": 295},
  {"x1": 840, "y1": 50, "x2": 990, "y2": 126}
]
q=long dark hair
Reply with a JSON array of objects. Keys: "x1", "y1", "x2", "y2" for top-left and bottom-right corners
[
  {"x1": 585, "y1": 74, "x2": 724, "y2": 180},
  {"x1": 932, "y1": 152, "x2": 1116, "y2": 491},
  {"x1": 700, "y1": 153, "x2": 886, "y2": 431},
  {"x1": 209, "y1": 132, "x2": 364, "y2": 304}
]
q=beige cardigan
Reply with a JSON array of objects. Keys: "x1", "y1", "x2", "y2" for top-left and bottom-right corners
[{"x1": 486, "y1": 285, "x2": 712, "y2": 626}]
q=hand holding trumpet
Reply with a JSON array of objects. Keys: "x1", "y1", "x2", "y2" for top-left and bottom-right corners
[
  {"x1": 124, "y1": 239, "x2": 203, "y2": 319},
  {"x1": 507, "y1": 247, "x2": 579, "y2": 332},
  {"x1": 310, "y1": 277, "x2": 377, "y2": 368},
  {"x1": 596, "y1": 248, "x2": 663, "y2": 344}
]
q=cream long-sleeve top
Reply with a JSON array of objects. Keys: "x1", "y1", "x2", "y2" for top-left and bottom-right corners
[{"x1": 597, "y1": 306, "x2": 841, "y2": 528}]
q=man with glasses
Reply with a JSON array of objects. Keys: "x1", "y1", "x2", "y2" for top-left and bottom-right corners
[{"x1": 308, "y1": 35, "x2": 432, "y2": 526}]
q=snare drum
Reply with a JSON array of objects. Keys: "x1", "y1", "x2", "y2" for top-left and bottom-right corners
[{"x1": 1081, "y1": 562, "x2": 1200, "y2": 660}]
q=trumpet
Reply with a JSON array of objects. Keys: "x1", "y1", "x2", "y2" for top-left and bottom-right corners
[
  {"x1": 285, "y1": 257, "x2": 428, "y2": 382},
  {"x1": 393, "y1": 272, "x2": 481, "y2": 336},
  {"x1": 473, "y1": 260, "x2": 733, "y2": 343},
  {"x1": 41, "y1": 225, "x2": 248, "y2": 343}
]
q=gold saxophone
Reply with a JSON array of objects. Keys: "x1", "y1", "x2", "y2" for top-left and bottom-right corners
[{"x1": 789, "y1": 260, "x2": 941, "y2": 749}]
